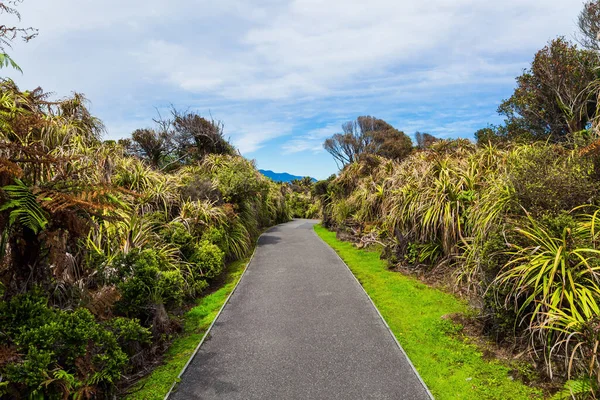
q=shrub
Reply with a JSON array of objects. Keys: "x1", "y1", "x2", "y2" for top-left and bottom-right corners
[
  {"x1": 113, "y1": 249, "x2": 185, "y2": 320},
  {"x1": 0, "y1": 293, "x2": 129, "y2": 398},
  {"x1": 507, "y1": 145, "x2": 598, "y2": 214},
  {"x1": 202, "y1": 226, "x2": 226, "y2": 249},
  {"x1": 190, "y1": 240, "x2": 225, "y2": 280},
  {"x1": 158, "y1": 270, "x2": 186, "y2": 308},
  {"x1": 161, "y1": 222, "x2": 196, "y2": 260},
  {"x1": 202, "y1": 155, "x2": 269, "y2": 205},
  {"x1": 180, "y1": 177, "x2": 221, "y2": 203},
  {"x1": 494, "y1": 209, "x2": 600, "y2": 380}
]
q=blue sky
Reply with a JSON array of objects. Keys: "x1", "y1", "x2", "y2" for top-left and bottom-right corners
[{"x1": 5, "y1": 0, "x2": 585, "y2": 179}]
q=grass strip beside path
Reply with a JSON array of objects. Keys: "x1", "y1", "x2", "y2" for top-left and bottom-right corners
[
  {"x1": 125, "y1": 258, "x2": 248, "y2": 400},
  {"x1": 314, "y1": 224, "x2": 541, "y2": 400}
]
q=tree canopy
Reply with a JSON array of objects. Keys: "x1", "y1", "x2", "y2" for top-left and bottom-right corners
[
  {"x1": 121, "y1": 109, "x2": 235, "y2": 170},
  {"x1": 323, "y1": 116, "x2": 413, "y2": 167},
  {"x1": 496, "y1": 37, "x2": 598, "y2": 143}
]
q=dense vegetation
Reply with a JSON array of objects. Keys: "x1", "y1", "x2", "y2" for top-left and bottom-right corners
[
  {"x1": 0, "y1": 81, "x2": 289, "y2": 398},
  {"x1": 316, "y1": 3, "x2": 600, "y2": 397},
  {"x1": 3, "y1": 0, "x2": 600, "y2": 397},
  {"x1": 284, "y1": 176, "x2": 320, "y2": 219},
  {"x1": 0, "y1": 4, "x2": 290, "y2": 394}
]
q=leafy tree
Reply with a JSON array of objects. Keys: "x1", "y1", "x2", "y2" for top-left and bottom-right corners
[
  {"x1": 124, "y1": 109, "x2": 235, "y2": 169},
  {"x1": 498, "y1": 37, "x2": 598, "y2": 142},
  {"x1": 323, "y1": 116, "x2": 412, "y2": 167},
  {"x1": 121, "y1": 128, "x2": 174, "y2": 169},
  {"x1": 171, "y1": 109, "x2": 235, "y2": 162},
  {"x1": 474, "y1": 125, "x2": 514, "y2": 144}
]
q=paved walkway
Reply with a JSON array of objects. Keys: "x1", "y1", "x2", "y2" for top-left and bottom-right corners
[{"x1": 171, "y1": 219, "x2": 431, "y2": 399}]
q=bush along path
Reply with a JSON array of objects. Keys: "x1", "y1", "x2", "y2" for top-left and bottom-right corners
[
  {"x1": 169, "y1": 219, "x2": 431, "y2": 400},
  {"x1": 314, "y1": 224, "x2": 542, "y2": 400}
]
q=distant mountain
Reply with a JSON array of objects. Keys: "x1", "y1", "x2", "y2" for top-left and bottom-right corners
[{"x1": 259, "y1": 170, "x2": 316, "y2": 183}]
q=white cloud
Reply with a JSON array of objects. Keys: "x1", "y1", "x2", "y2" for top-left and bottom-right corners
[
  {"x1": 3, "y1": 0, "x2": 587, "y2": 160},
  {"x1": 226, "y1": 120, "x2": 293, "y2": 154},
  {"x1": 282, "y1": 123, "x2": 342, "y2": 154}
]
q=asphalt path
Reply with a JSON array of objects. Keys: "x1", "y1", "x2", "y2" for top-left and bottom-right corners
[{"x1": 170, "y1": 219, "x2": 432, "y2": 399}]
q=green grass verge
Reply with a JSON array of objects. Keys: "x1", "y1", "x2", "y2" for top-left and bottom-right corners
[
  {"x1": 124, "y1": 258, "x2": 248, "y2": 400},
  {"x1": 314, "y1": 224, "x2": 542, "y2": 400}
]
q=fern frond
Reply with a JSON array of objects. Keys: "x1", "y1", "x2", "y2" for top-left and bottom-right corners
[
  {"x1": 0, "y1": 179, "x2": 48, "y2": 233},
  {"x1": 0, "y1": 53, "x2": 22, "y2": 73}
]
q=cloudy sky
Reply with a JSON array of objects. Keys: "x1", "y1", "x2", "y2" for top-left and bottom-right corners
[{"x1": 5, "y1": 0, "x2": 585, "y2": 179}]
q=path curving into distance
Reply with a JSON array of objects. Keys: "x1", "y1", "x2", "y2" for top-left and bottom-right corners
[{"x1": 170, "y1": 219, "x2": 432, "y2": 400}]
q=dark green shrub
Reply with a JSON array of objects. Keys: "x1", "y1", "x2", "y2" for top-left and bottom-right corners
[
  {"x1": 209, "y1": 156, "x2": 269, "y2": 205},
  {"x1": 114, "y1": 250, "x2": 163, "y2": 319},
  {"x1": 0, "y1": 293, "x2": 129, "y2": 398},
  {"x1": 158, "y1": 270, "x2": 186, "y2": 308},
  {"x1": 482, "y1": 287, "x2": 521, "y2": 343},
  {"x1": 202, "y1": 226, "x2": 226, "y2": 250},
  {"x1": 479, "y1": 231, "x2": 512, "y2": 284},
  {"x1": 106, "y1": 317, "x2": 152, "y2": 371},
  {"x1": 113, "y1": 249, "x2": 185, "y2": 319},
  {"x1": 107, "y1": 317, "x2": 152, "y2": 355},
  {"x1": 190, "y1": 240, "x2": 224, "y2": 279},
  {"x1": 538, "y1": 211, "x2": 579, "y2": 237},
  {"x1": 189, "y1": 279, "x2": 209, "y2": 296},
  {"x1": 161, "y1": 222, "x2": 195, "y2": 260},
  {"x1": 286, "y1": 192, "x2": 316, "y2": 218}
]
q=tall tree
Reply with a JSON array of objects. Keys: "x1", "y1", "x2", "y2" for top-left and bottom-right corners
[
  {"x1": 323, "y1": 116, "x2": 412, "y2": 168},
  {"x1": 123, "y1": 109, "x2": 235, "y2": 169},
  {"x1": 122, "y1": 128, "x2": 174, "y2": 169},
  {"x1": 171, "y1": 110, "x2": 235, "y2": 162},
  {"x1": 498, "y1": 37, "x2": 598, "y2": 142}
]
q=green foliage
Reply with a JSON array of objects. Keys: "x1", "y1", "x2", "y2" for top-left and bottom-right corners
[
  {"x1": 323, "y1": 138, "x2": 600, "y2": 389},
  {"x1": 158, "y1": 270, "x2": 186, "y2": 308},
  {"x1": 0, "y1": 293, "x2": 131, "y2": 398},
  {"x1": 0, "y1": 53, "x2": 22, "y2": 72},
  {"x1": 190, "y1": 240, "x2": 225, "y2": 280},
  {"x1": 203, "y1": 154, "x2": 268, "y2": 205},
  {"x1": 161, "y1": 222, "x2": 196, "y2": 259},
  {"x1": 552, "y1": 378, "x2": 597, "y2": 399},
  {"x1": 113, "y1": 249, "x2": 185, "y2": 319},
  {"x1": 0, "y1": 73, "x2": 289, "y2": 399},
  {"x1": 107, "y1": 317, "x2": 152, "y2": 353},
  {"x1": 0, "y1": 179, "x2": 49, "y2": 234},
  {"x1": 498, "y1": 37, "x2": 598, "y2": 142},
  {"x1": 124, "y1": 259, "x2": 248, "y2": 400},
  {"x1": 507, "y1": 145, "x2": 598, "y2": 214},
  {"x1": 286, "y1": 191, "x2": 319, "y2": 218}
]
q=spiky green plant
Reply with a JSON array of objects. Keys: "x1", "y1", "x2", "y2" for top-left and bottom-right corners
[{"x1": 495, "y1": 209, "x2": 600, "y2": 382}]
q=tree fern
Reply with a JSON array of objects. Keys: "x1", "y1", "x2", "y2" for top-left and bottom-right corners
[{"x1": 0, "y1": 179, "x2": 49, "y2": 233}]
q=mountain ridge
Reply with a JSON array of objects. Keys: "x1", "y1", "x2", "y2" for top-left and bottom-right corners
[{"x1": 259, "y1": 169, "x2": 316, "y2": 183}]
